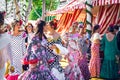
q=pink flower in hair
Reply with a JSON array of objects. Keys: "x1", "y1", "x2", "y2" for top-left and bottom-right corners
[
  {"x1": 22, "y1": 32, "x2": 26, "y2": 38},
  {"x1": 19, "y1": 19, "x2": 23, "y2": 26}
]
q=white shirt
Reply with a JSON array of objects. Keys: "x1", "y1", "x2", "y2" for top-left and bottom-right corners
[{"x1": 90, "y1": 33, "x2": 101, "y2": 43}]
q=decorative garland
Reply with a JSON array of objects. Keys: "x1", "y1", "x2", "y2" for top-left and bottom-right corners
[{"x1": 85, "y1": 1, "x2": 93, "y2": 33}]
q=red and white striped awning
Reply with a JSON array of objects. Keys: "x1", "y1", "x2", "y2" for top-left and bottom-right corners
[
  {"x1": 47, "y1": 0, "x2": 120, "y2": 15},
  {"x1": 92, "y1": 0, "x2": 120, "y2": 6},
  {"x1": 47, "y1": 0, "x2": 85, "y2": 15}
]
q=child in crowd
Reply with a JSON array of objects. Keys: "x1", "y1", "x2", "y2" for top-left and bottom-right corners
[
  {"x1": 6, "y1": 66, "x2": 19, "y2": 80},
  {"x1": 18, "y1": 53, "x2": 58, "y2": 80}
]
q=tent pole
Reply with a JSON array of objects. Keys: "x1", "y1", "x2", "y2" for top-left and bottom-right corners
[{"x1": 85, "y1": 0, "x2": 93, "y2": 39}]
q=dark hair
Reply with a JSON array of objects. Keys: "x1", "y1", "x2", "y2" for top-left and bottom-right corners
[
  {"x1": 12, "y1": 20, "x2": 20, "y2": 31},
  {"x1": 36, "y1": 20, "x2": 47, "y2": 40},
  {"x1": 49, "y1": 21, "x2": 57, "y2": 30},
  {"x1": 108, "y1": 25, "x2": 114, "y2": 32},
  {"x1": 93, "y1": 25, "x2": 100, "y2": 33},
  {"x1": 25, "y1": 23, "x2": 34, "y2": 34},
  {"x1": 0, "y1": 12, "x2": 4, "y2": 26},
  {"x1": 114, "y1": 25, "x2": 119, "y2": 30}
]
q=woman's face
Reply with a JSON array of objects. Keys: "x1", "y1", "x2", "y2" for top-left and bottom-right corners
[
  {"x1": 27, "y1": 25, "x2": 33, "y2": 33},
  {"x1": 72, "y1": 25, "x2": 77, "y2": 31},
  {"x1": 29, "y1": 63, "x2": 37, "y2": 69},
  {"x1": 43, "y1": 24, "x2": 48, "y2": 33},
  {"x1": 96, "y1": 28, "x2": 100, "y2": 33},
  {"x1": 15, "y1": 22, "x2": 20, "y2": 30},
  {"x1": 44, "y1": 23, "x2": 52, "y2": 33}
]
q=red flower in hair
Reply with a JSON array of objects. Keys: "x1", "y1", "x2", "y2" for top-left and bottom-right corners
[{"x1": 19, "y1": 19, "x2": 23, "y2": 26}]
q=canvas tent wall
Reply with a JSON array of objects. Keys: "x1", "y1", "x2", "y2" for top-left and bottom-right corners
[
  {"x1": 47, "y1": 0, "x2": 120, "y2": 35},
  {"x1": 92, "y1": 0, "x2": 120, "y2": 34}
]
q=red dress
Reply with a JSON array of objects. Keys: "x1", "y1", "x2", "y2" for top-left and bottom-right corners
[
  {"x1": 89, "y1": 33, "x2": 101, "y2": 77},
  {"x1": 6, "y1": 74, "x2": 19, "y2": 80}
]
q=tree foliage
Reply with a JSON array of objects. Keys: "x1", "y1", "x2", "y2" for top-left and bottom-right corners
[
  {"x1": 29, "y1": 0, "x2": 59, "y2": 20},
  {"x1": 28, "y1": 8, "x2": 42, "y2": 20}
]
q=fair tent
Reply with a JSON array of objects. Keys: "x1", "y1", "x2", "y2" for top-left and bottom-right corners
[{"x1": 47, "y1": 0, "x2": 120, "y2": 34}]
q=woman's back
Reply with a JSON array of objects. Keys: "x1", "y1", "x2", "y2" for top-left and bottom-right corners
[{"x1": 102, "y1": 33, "x2": 118, "y2": 60}]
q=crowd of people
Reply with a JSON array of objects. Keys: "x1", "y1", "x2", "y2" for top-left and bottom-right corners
[{"x1": 0, "y1": 10, "x2": 120, "y2": 80}]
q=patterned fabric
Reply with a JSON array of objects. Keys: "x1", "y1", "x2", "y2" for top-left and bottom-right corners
[
  {"x1": 64, "y1": 33, "x2": 85, "y2": 80},
  {"x1": 27, "y1": 36, "x2": 63, "y2": 80},
  {"x1": 78, "y1": 54, "x2": 90, "y2": 80},
  {"x1": 45, "y1": 37, "x2": 67, "y2": 80},
  {"x1": 65, "y1": 51, "x2": 84, "y2": 80},
  {"x1": 27, "y1": 36, "x2": 48, "y2": 65},
  {"x1": 10, "y1": 32, "x2": 26, "y2": 74},
  {"x1": 45, "y1": 37, "x2": 64, "y2": 72},
  {"x1": 19, "y1": 65, "x2": 58, "y2": 80},
  {"x1": 78, "y1": 35, "x2": 90, "y2": 80},
  {"x1": 79, "y1": 36, "x2": 88, "y2": 54},
  {"x1": 89, "y1": 43, "x2": 100, "y2": 77}
]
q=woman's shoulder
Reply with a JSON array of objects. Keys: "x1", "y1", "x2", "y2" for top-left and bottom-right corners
[
  {"x1": 53, "y1": 32, "x2": 61, "y2": 39},
  {"x1": 55, "y1": 32, "x2": 60, "y2": 37},
  {"x1": 94, "y1": 33, "x2": 100, "y2": 36}
]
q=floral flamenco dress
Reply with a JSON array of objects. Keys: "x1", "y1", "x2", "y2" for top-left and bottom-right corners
[
  {"x1": 89, "y1": 33, "x2": 101, "y2": 77},
  {"x1": 65, "y1": 33, "x2": 84, "y2": 80},
  {"x1": 78, "y1": 35, "x2": 90, "y2": 80},
  {"x1": 18, "y1": 64, "x2": 58, "y2": 80},
  {"x1": 25, "y1": 36, "x2": 58, "y2": 80},
  {"x1": 45, "y1": 37, "x2": 66, "y2": 80}
]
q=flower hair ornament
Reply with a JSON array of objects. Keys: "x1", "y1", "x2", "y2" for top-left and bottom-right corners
[
  {"x1": 73, "y1": 21, "x2": 79, "y2": 25},
  {"x1": 78, "y1": 22, "x2": 84, "y2": 28}
]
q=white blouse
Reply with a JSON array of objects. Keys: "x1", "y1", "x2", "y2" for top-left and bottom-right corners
[{"x1": 91, "y1": 33, "x2": 101, "y2": 42}]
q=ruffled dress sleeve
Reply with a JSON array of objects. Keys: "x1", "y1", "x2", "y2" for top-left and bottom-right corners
[{"x1": 91, "y1": 33, "x2": 101, "y2": 43}]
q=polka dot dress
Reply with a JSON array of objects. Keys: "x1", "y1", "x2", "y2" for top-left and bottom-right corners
[{"x1": 10, "y1": 32, "x2": 26, "y2": 74}]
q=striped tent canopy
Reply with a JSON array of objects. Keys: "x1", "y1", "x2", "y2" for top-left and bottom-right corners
[
  {"x1": 47, "y1": 0, "x2": 120, "y2": 15},
  {"x1": 47, "y1": 0, "x2": 85, "y2": 15},
  {"x1": 92, "y1": 0, "x2": 120, "y2": 6},
  {"x1": 47, "y1": 0, "x2": 120, "y2": 35}
]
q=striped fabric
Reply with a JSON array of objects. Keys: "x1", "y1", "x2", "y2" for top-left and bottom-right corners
[
  {"x1": 47, "y1": 0, "x2": 85, "y2": 15},
  {"x1": 92, "y1": 0, "x2": 120, "y2": 6},
  {"x1": 96, "y1": 4, "x2": 120, "y2": 34}
]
